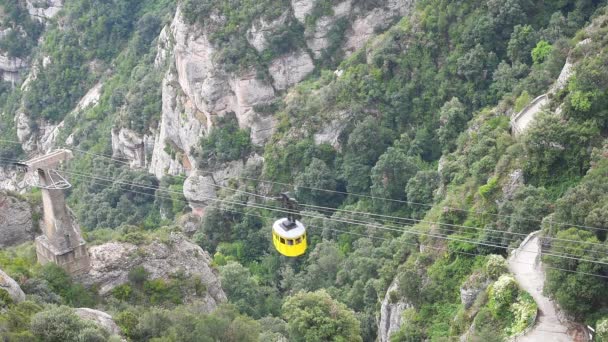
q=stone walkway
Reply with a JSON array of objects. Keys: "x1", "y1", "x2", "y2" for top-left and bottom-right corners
[{"x1": 508, "y1": 232, "x2": 572, "y2": 342}]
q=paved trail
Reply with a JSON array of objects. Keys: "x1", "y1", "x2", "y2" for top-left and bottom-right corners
[{"x1": 508, "y1": 232, "x2": 572, "y2": 342}]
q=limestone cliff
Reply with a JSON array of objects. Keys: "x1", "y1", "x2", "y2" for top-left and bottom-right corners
[
  {"x1": 0, "y1": 192, "x2": 37, "y2": 248},
  {"x1": 78, "y1": 232, "x2": 226, "y2": 313}
]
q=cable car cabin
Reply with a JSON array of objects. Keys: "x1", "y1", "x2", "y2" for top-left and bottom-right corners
[{"x1": 272, "y1": 218, "x2": 307, "y2": 257}]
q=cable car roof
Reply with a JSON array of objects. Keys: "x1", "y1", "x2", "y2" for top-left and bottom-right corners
[{"x1": 272, "y1": 218, "x2": 306, "y2": 239}]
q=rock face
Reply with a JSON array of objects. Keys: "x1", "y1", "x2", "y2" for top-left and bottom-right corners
[
  {"x1": 80, "y1": 233, "x2": 226, "y2": 313},
  {"x1": 0, "y1": 192, "x2": 35, "y2": 248},
  {"x1": 343, "y1": 0, "x2": 413, "y2": 55},
  {"x1": 74, "y1": 308, "x2": 122, "y2": 336},
  {"x1": 269, "y1": 51, "x2": 315, "y2": 90},
  {"x1": 25, "y1": 0, "x2": 63, "y2": 22},
  {"x1": 183, "y1": 171, "x2": 217, "y2": 216},
  {"x1": 0, "y1": 55, "x2": 27, "y2": 84},
  {"x1": 291, "y1": 0, "x2": 315, "y2": 23},
  {"x1": 0, "y1": 269, "x2": 26, "y2": 303},
  {"x1": 247, "y1": 11, "x2": 289, "y2": 53},
  {"x1": 112, "y1": 128, "x2": 154, "y2": 169},
  {"x1": 459, "y1": 272, "x2": 490, "y2": 310},
  {"x1": 378, "y1": 280, "x2": 412, "y2": 342}
]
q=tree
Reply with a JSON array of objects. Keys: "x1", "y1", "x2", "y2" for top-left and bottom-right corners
[
  {"x1": 30, "y1": 306, "x2": 109, "y2": 342},
  {"x1": 544, "y1": 228, "x2": 608, "y2": 318},
  {"x1": 507, "y1": 25, "x2": 538, "y2": 64},
  {"x1": 219, "y1": 261, "x2": 279, "y2": 318},
  {"x1": 295, "y1": 158, "x2": 339, "y2": 207},
  {"x1": 283, "y1": 290, "x2": 362, "y2": 342},
  {"x1": 370, "y1": 147, "x2": 422, "y2": 212},
  {"x1": 343, "y1": 117, "x2": 394, "y2": 195},
  {"x1": 531, "y1": 40, "x2": 553, "y2": 64},
  {"x1": 406, "y1": 170, "x2": 440, "y2": 218},
  {"x1": 436, "y1": 97, "x2": 469, "y2": 153}
]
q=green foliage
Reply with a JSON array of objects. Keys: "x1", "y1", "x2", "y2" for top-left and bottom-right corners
[
  {"x1": 283, "y1": 290, "x2": 363, "y2": 342},
  {"x1": 532, "y1": 40, "x2": 553, "y2": 64},
  {"x1": 30, "y1": 306, "x2": 109, "y2": 342},
  {"x1": 0, "y1": 0, "x2": 44, "y2": 58},
  {"x1": 478, "y1": 176, "x2": 499, "y2": 199},
  {"x1": 544, "y1": 228, "x2": 608, "y2": 318},
  {"x1": 198, "y1": 113, "x2": 252, "y2": 168},
  {"x1": 220, "y1": 261, "x2": 280, "y2": 318},
  {"x1": 37, "y1": 264, "x2": 97, "y2": 307},
  {"x1": 488, "y1": 275, "x2": 519, "y2": 316},
  {"x1": 295, "y1": 158, "x2": 340, "y2": 207},
  {"x1": 371, "y1": 147, "x2": 423, "y2": 212},
  {"x1": 437, "y1": 98, "x2": 469, "y2": 153},
  {"x1": 484, "y1": 255, "x2": 508, "y2": 280},
  {"x1": 523, "y1": 112, "x2": 599, "y2": 185},
  {"x1": 514, "y1": 91, "x2": 531, "y2": 113}
]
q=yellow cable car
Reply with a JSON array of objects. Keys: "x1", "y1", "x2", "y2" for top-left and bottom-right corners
[
  {"x1": 272, "y1": 218, "x2": 307, "y2": 257},
  {"x1": 272, "y1": 193, "x2": 307, "y2": 257}
]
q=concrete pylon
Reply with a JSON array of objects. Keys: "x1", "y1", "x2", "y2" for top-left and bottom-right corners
[{"x1": 22, "y1": 150, "x2": 90, "y2": 275}]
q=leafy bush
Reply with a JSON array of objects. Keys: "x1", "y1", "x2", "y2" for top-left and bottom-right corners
[
  {"x1": 488, "y1": 275, "x2": 519, "y2": 316},
  {"x1": 30, "y1": 306, "x2": 109, "y2": 342},
  {"x1": 484, "y1": 255, "x2": 508, "y2": 279},
  {"x1": 197, "y1": 113, "x2": 252, "y2": 168},
  {"x1": 532, "y1": 40, "x2": 553, "y2": 64}
]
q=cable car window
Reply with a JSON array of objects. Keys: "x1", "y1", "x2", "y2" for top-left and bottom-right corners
[
  {"x1": 287, "y1": 239, "x2": 294, "y2": 245},
  {"x1": 295, "y1": 237, "x2": 302, "y2": 244},
  {"x1": 280, "y1": 237, "x2": 286, "y2": 244}
]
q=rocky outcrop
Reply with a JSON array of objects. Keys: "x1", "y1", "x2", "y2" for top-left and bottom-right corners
[
  {"x1": 25, "y1": 0, "x2": 63, "y2": 22},
  {"x1": 291, "y1": 0, "x2": 315, "y2": 23},
  {"x1": 313, "y1": 110, "x2": 351, "y2": 150},
  {"x1": 501, "y1": 169, "x2": 524, "y2": 202},
  {"x1": 0, "y1": 192, "x2": 35, "y2": 248},
  {"x1": 247, "y1": 11, "x2": 290, "y2": 53},
  {"x1": 0, "y1": 269, "x2": 26, "y2": 303},
  {"x1": 183, "y1": 171, "x2": 217, "y2": 216},
  {"x1": 269, "y1": 51, "x2": 315, "y2": 90},
  {"x1": 74, "y1": 308, "x2": 122, "y2": 336},
  {"x1": 378, "y1": 280, "x2": 412, "y2": 342},
  {"x1": 112, "y1": 128, "x2": 154, "y2": 169},
  {"x1": 460, "y1": 272, "x2": 490, "y2": 310},
  {"x1": 0, "y1": 55, "x2": 27, "y2": 84},
  {"x1": 306, "y1": 14, "x2": 346, "y2": 59},
  {"x1": 343, "y1": 0, "x2": 413, "y2": 55},
  {"x1": 80, "y1": 233, "x2": 226, "y2": 312}
]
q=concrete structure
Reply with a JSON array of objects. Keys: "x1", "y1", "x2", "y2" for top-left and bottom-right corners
[
  {"x1": 511, "y1": 94, "x2": 549, "y2": 136},
  {"x1": 22, "y1": 150, "x2": 90, "y2": 275}
]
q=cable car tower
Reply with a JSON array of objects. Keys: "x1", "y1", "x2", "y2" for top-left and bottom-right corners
[
  {"x1": 272, "y1": 193, "x2": 307, "y2": 257},
  {"x1": 17, "y1": 149, "x2": 90, "y2": 275}
]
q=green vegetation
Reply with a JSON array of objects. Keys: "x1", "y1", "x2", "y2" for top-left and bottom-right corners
[
  {"x1": 1, "y1": 0, "x2": 608, "y2": 340},
  {"x1": 196, "y1": 113, "x2": 252, "y2": 168}
]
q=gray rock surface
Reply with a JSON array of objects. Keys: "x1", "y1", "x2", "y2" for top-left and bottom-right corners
[
  {"x1": 183, "y1": 171, "x2": 217, "y2": 216},
  {"x1": 112, "y1": 128, "x2": 154, "y2": 169},
  {"x1": 501, "y1": 169, "x2": 524, "y2": 202},
  {"x1": 378, "y1": 280, "x2": 412, "y2": 342},
  {"x1": 247, "y1": 11, "x2": 289, "y2": 53},
  {"x1": 0, "y1": 55, "x2": 27, "y2": 83},
  {"x1": 25, "y1": 0, "x2": 63, "y2": 22},
  {"x1": 0, "y1": 269, "x2": 26, "y2": 303},
  {"x1": 74, "y1": 308, "x2": 122, "y2": 336},
  {"x1": 269, "y1": 51, "x2": 315, "y2": 90},
  {"x1": 291, "y1": 0, "x2": 315, "y2": 23},
  {"x1": 80, "y1": 233, "x2": 226, "y2": 312},
  {"x1": 0, "y1": 192, "x2": 35, "y2": 248},
  {"x1": 343, "y1": 0, "x2": 413, "y2": 55}
]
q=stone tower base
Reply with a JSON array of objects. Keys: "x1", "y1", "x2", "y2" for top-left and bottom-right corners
[{"x1": 36, "y1": 236, "x2": 90, "y2": 275}]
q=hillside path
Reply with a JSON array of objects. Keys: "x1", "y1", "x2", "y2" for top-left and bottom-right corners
[{"x1": 508, "y1": 232, "x2": 572, "y2": 342}]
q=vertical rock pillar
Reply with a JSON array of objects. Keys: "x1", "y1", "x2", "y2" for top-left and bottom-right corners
[{"x1": 23, "y1": 150, "x2": 90, "y2": 275}]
